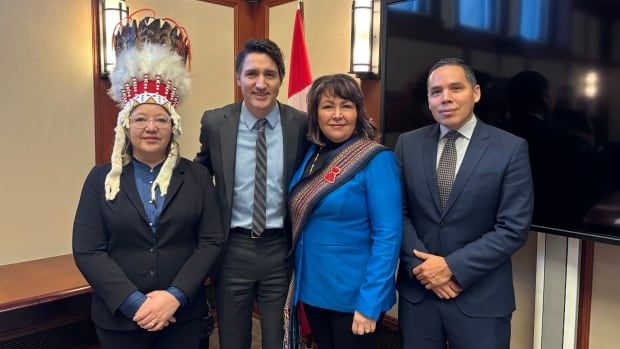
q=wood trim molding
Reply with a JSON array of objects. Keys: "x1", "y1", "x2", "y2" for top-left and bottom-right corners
[
  {"x1": 0, "y1": 255, "x2": 93, "y2": 341},
  {"x1": 91, "y1": 0, "x2": 101, "y2": 164},
  {"x1": 576, "y1": 240, "x2": 594, "y2": 349},
  {"x1": 264, "y1": 0, "x2": 296, "y2": 6},
  {"x1": 0, "y1": 287, "x2": 91, "y2": 315},
  {"x1": 360, "y1": 80, "x2": 382, "y2": 134},
  {"x1": 0, "y1": 255, "x2": 90, "y2": 311},
  {"x1": 202, "y1": 0, "x2": 238, "y2": 6},
  {"x1": 382, "y1": 314, "x2": 399, "y2": 332},
  {"x1": 0, "y1": 293, "x2": 92, "y2": 342},
  {"x1": 91, "y1": 0, "x2": 120, "y2": 165}
]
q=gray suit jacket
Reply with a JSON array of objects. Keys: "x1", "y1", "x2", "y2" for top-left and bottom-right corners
[{"x1": 195, "y1": 102, "x2": 309, "y2": 248}]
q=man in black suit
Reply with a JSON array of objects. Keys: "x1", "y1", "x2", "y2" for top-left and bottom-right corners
[
  {"x1": 195, "y1": 39, "x2": 308, "y2": 349},
  {"x1": 396, "y1": 58, "x2": 534, "y2": 348}
]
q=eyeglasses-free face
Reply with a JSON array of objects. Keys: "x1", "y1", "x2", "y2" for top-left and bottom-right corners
[
  {"x1": 427, "y1": 65, "x2": 480, "y2": 131},
  {"x1": 317, "y1": 94, "x2": 358, "y2": 144},
  {"x1": 236, "y1": 52, "x2": 282, "y2": 118}
]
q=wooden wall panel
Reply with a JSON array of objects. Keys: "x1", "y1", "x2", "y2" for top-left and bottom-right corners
[{"x1": 577, "y1": 241, "x2": 594, "y2": 349}]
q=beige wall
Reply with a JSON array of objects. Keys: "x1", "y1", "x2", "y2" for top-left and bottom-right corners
[
  {"x1": 0, "y1": 0, "x2": 351, "y2": 265},
  {"x1": 0, "y1": 0, "x2": 234, "y2": 265},
  {"x1": 589, "y1": 243, "x2": 620, "y2": 348},
  {"x1": 269, "y1": 0, "x2": 353, "y2": 103},
  {"x1": 512, "y1": 233, "x2": 537, "y2": 349},
  {"x1": 0, "y1": 0, "x2": 350, "y2": 265},
  {"x1": 126, "y1": 0, "x2": 235, "y2": 158},
  {"x1": 0, "y1": 0, "x2": 95, "y2": 265}
]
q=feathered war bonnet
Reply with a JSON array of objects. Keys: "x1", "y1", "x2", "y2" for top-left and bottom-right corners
[{"x1": 105, "y1": 9, "x2": 191, "y2": 201}]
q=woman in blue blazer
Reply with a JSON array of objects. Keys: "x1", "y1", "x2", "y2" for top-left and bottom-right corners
[{"x1": 285, "y1": 74, "x2": 402, "y2": 349}]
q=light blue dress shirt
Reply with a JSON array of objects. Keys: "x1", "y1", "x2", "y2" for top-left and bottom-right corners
[
  {"x1": 133, "y1": 159, "x2": 164, "y2": 233},
  {"x1": 436, "y1": 115, "x2": 477, "y2": 175},
  {"x1": 117, "y1": 159, "x2": 188, "y2": 319},
  {"x1": 230, "y1": 102, "x2": 284, "y2": 229}
]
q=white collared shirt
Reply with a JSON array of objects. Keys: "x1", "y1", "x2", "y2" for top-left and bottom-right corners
[
  {"x1": 230, "y1": 102, "x2": 284, "y2": 229},
  {"x1": 436, "y1": 115, "x2": 477, "y2": 176}
]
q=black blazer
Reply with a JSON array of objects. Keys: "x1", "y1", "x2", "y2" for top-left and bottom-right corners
[
  {"x1": 73, "y1": 158, "x2": 223, "y2": 330},
  {"x1": 195, "y1": 102, "x2": 309, "y2": 248}
]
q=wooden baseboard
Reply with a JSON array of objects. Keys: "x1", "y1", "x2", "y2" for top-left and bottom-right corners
[{"x1": 382, "y1": 314, "x2": 399, "y2": 332}]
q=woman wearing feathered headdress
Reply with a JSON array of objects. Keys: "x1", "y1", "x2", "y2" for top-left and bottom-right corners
[{"x1": 72, "y1": 11, "x2": 222, "y2": 348}]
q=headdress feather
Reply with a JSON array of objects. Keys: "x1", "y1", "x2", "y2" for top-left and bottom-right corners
[{"x1": 104, "y1": 10, "x2": 191, "y2": 201}]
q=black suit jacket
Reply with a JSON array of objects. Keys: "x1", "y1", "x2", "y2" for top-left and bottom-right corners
[
  {"x1": 73, "y1": 158, "x2": 223, "y2": 330},
  {"x1": 195, "y1": 102, "x2": 308, "y2": 249}
]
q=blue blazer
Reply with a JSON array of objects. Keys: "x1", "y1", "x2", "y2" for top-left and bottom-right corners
[
  {"x1": 289, "y1": 145, "x2": 402, "y2": 320},
  {"x1": 395, "y1": 120, "x2": 533, "y2": 317}
]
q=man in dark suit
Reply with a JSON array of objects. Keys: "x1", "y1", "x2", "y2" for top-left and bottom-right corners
[
  {"x1": 395, "y1": 58, "x2": 534, "y2": 348},
  {"x1": 195, "y1": 39, "x2": 308, "y2": 349}
]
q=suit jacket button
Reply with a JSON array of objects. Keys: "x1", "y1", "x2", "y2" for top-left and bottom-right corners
[
  {"x1": 149, "y1": 248, "x2": 155, "y2": 253},
  {"x1": 149, "y1": 270, "x2": 156, "y2": 277}
]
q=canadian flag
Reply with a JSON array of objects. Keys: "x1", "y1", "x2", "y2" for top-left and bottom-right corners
[
  {"x1": 288, "y1": 6, "x2": 314, "y2": 341},
  {"x1": 287, "y1": 8, "x2": 312, "y2": 112}
]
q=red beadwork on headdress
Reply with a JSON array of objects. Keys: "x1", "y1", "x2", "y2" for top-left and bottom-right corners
[{"x1": 121, "y1": 76, "x2": 178, "y2": 107}]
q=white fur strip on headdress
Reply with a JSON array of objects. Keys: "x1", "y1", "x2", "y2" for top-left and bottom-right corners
[
  {"x1": 104, "y1": 104, "x2": 183, "y2": 202},
  {"x1": 149, "y1": 107, "x2": 183, "y2": 201},
  {"x1": 104, "y1": 107, "x2": 131, "y2": 201}
]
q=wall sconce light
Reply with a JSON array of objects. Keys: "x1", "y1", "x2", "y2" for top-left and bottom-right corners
[
  {"x1": 584, "y1": 71, "x2": 598, "y2": 99},
  {"x1": 99, "y1": 0, "x2": 129, "y2": 78},
  {"x1": 350, "y1": 0, "x2": 381, "y2": 79}
]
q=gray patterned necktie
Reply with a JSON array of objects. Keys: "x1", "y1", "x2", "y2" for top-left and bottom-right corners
[
  {"x1": 252, "y1": 119, "x2": 268, "y2": 238},
  {"x1": 437, "y1": 130, "x2": 460, "y2": 211}
]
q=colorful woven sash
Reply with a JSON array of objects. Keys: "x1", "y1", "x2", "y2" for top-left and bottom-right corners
[
  {"x1": 283, "y1": 136, "x2": 387, "y2": 349},
  {"x1": 288, "y1": 137, "x2": 387, "y2": 248}
]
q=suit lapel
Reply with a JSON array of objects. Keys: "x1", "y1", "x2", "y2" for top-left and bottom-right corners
[
  {"x1": 220, "y1": 104, "x2": 241, "y2": 209},
  {"x1": 281, "y1": 104, "x2": 300, "y2": 186},
  {"x1": 423, "y1": 125, "x2": 442, "y2": 215},
  {"x1": 120, "y1": 163, "x2": 148, "y2": 223},
  {"x1": 442, "y1": 121, "x2": 489, "y2": 217},
  {"x1": 162, "y1": 162, "x2": 184, "y2": 213}
]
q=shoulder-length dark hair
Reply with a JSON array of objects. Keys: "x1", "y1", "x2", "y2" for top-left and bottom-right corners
[{"x1": 306, "y1": 74, "x2": 378, "y2": 146}]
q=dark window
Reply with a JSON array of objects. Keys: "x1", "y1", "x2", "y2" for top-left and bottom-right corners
[
  {"x1": 520, "y1": 0, "x2": 549, "y2": 42},
  {"x1": 391, "y1": 0, "x2": 431, "y2": 15},
  {"x1": 458, "y1": 0, "x2": 497, "y2": 32}
]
